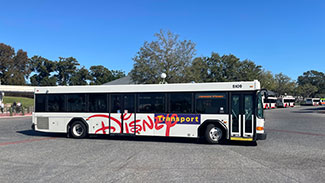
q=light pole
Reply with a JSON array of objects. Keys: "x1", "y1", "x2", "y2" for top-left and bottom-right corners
[{"x1": 159, "y1": 73, "x2": 167, "y2": 84}]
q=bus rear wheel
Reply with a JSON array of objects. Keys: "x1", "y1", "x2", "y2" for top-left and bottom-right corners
[
  {"x1": 205, "y1": 124, "x2": 223, "y2": 144},
  {"x1": 70, "y1": 121, "x2": 87, "y2": 139}
]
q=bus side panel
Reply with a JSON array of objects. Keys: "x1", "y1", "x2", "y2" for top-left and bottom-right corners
[
  {"x1": 256, "y1": 118, "x2": 265, "y2": 134},
  {"x1": 110, "y1": 113, "x2": 122, "y2": 134},
  {"x1": 34, "y1": 113, "x2": 111, "y2": 135},
  {"x1": 164, "y1": 114, "x2": 229, "y2": 138},
  {"x1": 123, "y1": 113, "x2": 135, "y2": 134},
  {"x1": 34, "y1": 113, "x2": 69, "y2": 133},
  {"x1": 135, "y1": 114, "x2": 155, "y2": 136},
  {"x1": 154, "y1": 113, "x2": 199, "y2": 137},
  {"x1": 201, "y1": 114, "x2": 229, "y2": 132},
  {"x1": 136, "y1": 113, "x2": 201, "y2": 138},
  {"x1": 168, "y1": 124, "x2": 198, "y2": 138},
  {"x1": 85, "y1": 113, "x2": 110, "y2": 135}
]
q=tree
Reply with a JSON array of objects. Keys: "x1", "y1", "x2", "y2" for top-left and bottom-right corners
[
  {"x1": 295, "y1": 83, "x2": 318, "y2": 98},
  {"x1": 189, "y1": 53, "x2": 263, "y2": 83},
  {"x1": 130, "y1": 30, "x2": 196, "y2": 84},
  {"x1": 0, "y1": 43, "x2": 15, "y2": 84},
  {"x1": 219, "y1": 54, "x2": 242, "y2": 81},
  {"x1": 237, "y1": 59, "x2": 262, "y2": 81},
  {"x1": 89, "y1": 65, "x2": 125, "y2": 85},
  {"x1": 4, "y1": 49, "x2": 31, "y2": 85},
  {"x1": 205, "y1": 53, "x2": 224, "y2": 82},
  {"x1": 55, "y1": 57, "x2": 80, "y2": 85},
  {"x1": 0, "y1": 43, "x2": 30, "y2": 85},
  {"x1": 258, "y1": 70, "x2": 277, "y2": 91},
  {"x1": 111, "y1": 70, "x2": 125, "y2": 80},
  {"x1": 70, "y1": 67, "x2": 92, "y2": 85},
  {"x1": 297, "y1": 70, "x2": 325, "y2": 95},
  {"x1": 274, "y1": 73, "x2": 295, "y2": 96},
  {"x1": 187, "y1": 57, "x2": 209, "y2": 83},
  {"x1": 29, "y1": 56, "x2": 57, "y2": 86}
]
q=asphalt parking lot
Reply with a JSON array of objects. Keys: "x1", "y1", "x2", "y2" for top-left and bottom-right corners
[{"x1": 0, "y1": 106, "x2": 324, "y2": 183}]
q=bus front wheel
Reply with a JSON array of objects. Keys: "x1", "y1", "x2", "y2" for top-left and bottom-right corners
[
  {"x1": 69, "y1": 121, "x2": 87, "y2": 139},
  {"x1": 205, "y1": 124, "x2": 223, "y2": 144}
]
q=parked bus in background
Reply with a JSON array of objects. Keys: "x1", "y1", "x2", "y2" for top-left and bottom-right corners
[
  {"x1": 263, "y1": 96, "x2": 277, "y2": 109},
  {"x1": 276, "y1": 95, "x2": 295, "y2": 108},
  {"x1": 0, "y1": 92, "x2": 4, "y2": 110},
  {"x1": 267, "y1": 96, "x2": 277, "y2": 109},
  {"x1": 320, "y1": 98, "x2": 325, "y2": 106},
  {"x1": 32, "y1": 80, "x2": 267, "y2": 144},
  {"x1": 305, "y1": 98, "x2": 320, "y2": 106},
  {"x1": 0, "y1": 91, "x2": 3, "y2": 105},
  {"x1": 262, "y1": 95, "x2": 268, "y2": 109},
  {"x1": 262, "y1": 91, "x2": 276, "y2": 109}
]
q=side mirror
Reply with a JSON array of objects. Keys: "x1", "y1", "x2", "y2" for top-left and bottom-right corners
[{"x1": 260, "y1": 89, "x2": 268, "y2": 99}]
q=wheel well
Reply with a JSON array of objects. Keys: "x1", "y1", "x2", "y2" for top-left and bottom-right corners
[
  {"x1": 198, "y1": 120, "x2": 227, "y2": 138},
  {"x1": 67, "y1": 118, "x2": 88, "y2": 133}
]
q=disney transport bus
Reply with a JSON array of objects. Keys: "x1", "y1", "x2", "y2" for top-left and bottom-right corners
[
  {"x1": 276, "y1": 95, "x2": 295, "y2": 108},
  {"x1": 305, "y1": 98, "x2": 320, "y2": 106},
  {"x1": 32, "y1": 80, "x2": 267, "y2": 144},
  {"x1": 320, "y1": 98, "x2": 325, "y2": 106},
  {"x1": 263, "y1": 96, "x2": 277, "y2": 109}
]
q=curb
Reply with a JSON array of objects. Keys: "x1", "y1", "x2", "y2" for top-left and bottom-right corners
[{"x1": 0, "y1": 114, "x2": 32, "y2": 119}]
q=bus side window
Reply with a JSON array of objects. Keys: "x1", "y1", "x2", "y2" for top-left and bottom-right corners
[
  {"x1": 89, "y1": 93, "x2": 107, "y2": 112},
  {"x1": 138, "y1": 93, "x2": 165, "y2": 113},
  {"x1": 35, "y1": 94, "x2": 46, "y2": 112},
  {"x1": 48, "y1": 94, "x2": 65, "y2": 112},
  {"x1": 67, "y1": 94, "x2": 87, "y2": 112},
  {"x1": 111, "y1": 95, "x2": 122, "y2": 113},
  {"x1": 195, "y1": 93, "x2": 228, "y2": 114},
  {"x1": 124, "y1": 94, "x2": 135, "y2": 113},
  {"x1": 169, "y1": 93, "x2": 192, "y2": 113}
]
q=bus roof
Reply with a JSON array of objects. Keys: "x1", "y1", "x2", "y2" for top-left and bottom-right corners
[
  {"x1": 267, "y1": 96, "x2": 277, "y2": 99},
  {"x1": 279, "y1": 95, "x2": 295, "y2": 99},
  {"x1": 34, "y1": 80, "x2": 261, "y2": 94}
]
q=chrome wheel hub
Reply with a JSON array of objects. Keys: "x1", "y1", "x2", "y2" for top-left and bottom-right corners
[
  {"x1": 73, "y1": 124, "x2": 83, "y2": 136},
  {"x1": 209, "y1": 127, "x2": 222, "y2": 142}
]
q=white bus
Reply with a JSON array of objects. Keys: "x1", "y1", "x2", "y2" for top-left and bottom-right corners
[
  {"x1": 32, "y1": 80, "x2": 267, "y2": 144},
  {"x1": 305, "y1": 98, "x2": 320, "y2": 106},
  {"x1": 320, "y1": 98, "x2": 325, "y2": 106},
  {"x1": 263, "y1": 96, "x2": 277, "y2": 109},
  {"x1": 276, "y1": 95, "x2": 295, "y2": 108},
  {"x1": 0, "y1": 91, "x2": 4, "y2": 105}
]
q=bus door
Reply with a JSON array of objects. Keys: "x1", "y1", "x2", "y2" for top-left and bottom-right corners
[
  {"x1": 110, "y1": 94, "x2": 135, "y2": 134},
  {"x1": 230, "y1": 93, "x2": 255, "y2": 140}
]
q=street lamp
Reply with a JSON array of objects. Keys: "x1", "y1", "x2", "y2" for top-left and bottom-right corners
[{"x1": 159, "y1": 73, "x2": 167, "y2": 84}]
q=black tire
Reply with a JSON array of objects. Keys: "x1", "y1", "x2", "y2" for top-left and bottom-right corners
[
  {"x1": 69, "y1": 121, "x2": 87, "y2": 139},
  {"x1": 205, "y1": 124, "x2": 224, "y2": 144}
]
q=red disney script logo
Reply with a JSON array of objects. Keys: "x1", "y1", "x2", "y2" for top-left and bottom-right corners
[{"x1": 86, "y1": 113, "x2": 180, "y2": 136}]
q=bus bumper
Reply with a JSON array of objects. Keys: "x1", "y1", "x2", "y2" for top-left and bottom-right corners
[{"x1": 257, "y1": 133, "x2": 267, "y2": 140}]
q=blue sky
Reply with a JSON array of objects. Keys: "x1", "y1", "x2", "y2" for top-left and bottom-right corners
[{"x1": 0, "y1": 0, "x2": 324, "y2": 80}]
